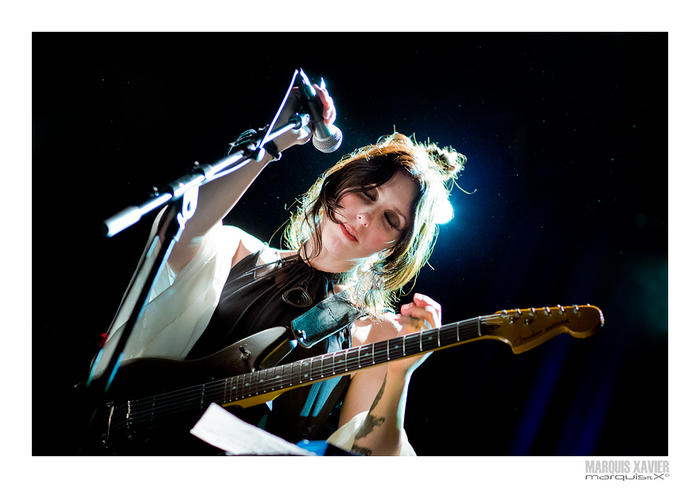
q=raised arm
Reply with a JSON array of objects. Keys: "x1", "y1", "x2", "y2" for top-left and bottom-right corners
[{"x1": 166, "y1": 84, "x2": 336, "y2": 272}]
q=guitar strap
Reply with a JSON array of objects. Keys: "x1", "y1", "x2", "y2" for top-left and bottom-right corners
[{"x1": 290, "y1": 290, "x2": 364, "y2": 348}]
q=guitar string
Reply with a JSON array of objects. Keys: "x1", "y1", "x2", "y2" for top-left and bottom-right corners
[
  {"x1": 107, "y1": 318, "x2": 491, "y2": 432},
  {"x1": 109, "y1": 329, "x2": 456, "y2": 432},
  {"x1": 108, "y1": 319, "x2": 488, "y2": 432},
  {"x1": 108, "y1": 316, "x2": 500, "y2": 433},
  {"x1": 110, "y1": 308, "x2": 586, "y2": 434}
]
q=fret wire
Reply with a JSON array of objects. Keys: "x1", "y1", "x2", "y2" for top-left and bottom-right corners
[
  {"x1": 258, "y1": 369, "x2": 266, "y2": 392},
  {"x1": 244, "y1": 372, "x2": 251, "y2": 398},
  {"x1": 320, "y1": 355, "x2": 327, "y2": 378},
  {"x1": 311, "y1": 358, "x2": 323, "y2": 379},
  {"x1": 250, "y1": 370, "x2": 258, "y2": 396},
  {"x1": 249, "y1": 371, "x2": 256, "y2": 397},
  {"x1": 361, "y1": 344, "x2": 368, "y2": 368},
  {"x1": 239, "y1": 372, "x2": 246, "y2": 398},
  {"x1": 270, "y1": 366, "x2": 283, "y2": 391},
  {"x1": 442, "y1": 323, "x2": 458, "y2": 348},
  {"x1": 273, "y1": 365, "x2": 281, "y2": 391},
  {"x1": 335, "y1": 351, "x2": 343, "y2": 375},
  {"x1": 238, "y1": 372, "x2": 246, "y2": 398},
  {"x1": 244, "y1": 371, "x2": 252, "y2": 397},
  {"x1": 279, "y1": 364, "x2": 289, "y2": 389}
]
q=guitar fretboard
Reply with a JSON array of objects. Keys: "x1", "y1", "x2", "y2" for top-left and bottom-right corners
[{"x1": 110, "y1": 316, "x2": 485, "y2": 434}]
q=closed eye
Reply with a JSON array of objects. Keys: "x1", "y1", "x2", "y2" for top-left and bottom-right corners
[
  {"x1": 362, "y1": 189, "x2": 376, "y2": 201},
  {"x1": 385, "y1": 212, "x2": 400, "y2": 230},
  {"x1": 360, "y1": 188, "x2": 402, "y2": 231}
]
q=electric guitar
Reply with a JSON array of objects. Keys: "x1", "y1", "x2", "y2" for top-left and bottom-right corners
[{"x1": 87, "y1": 304, "x2": 603, "y2": 452}]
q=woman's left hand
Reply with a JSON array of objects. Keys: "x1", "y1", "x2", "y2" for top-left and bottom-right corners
[
  {"x1": 313, "y1": 82, "x2": 336, "y2": 127},
  {"x1": 389, "y1": 293, "x2": 442, "y2": 376}
]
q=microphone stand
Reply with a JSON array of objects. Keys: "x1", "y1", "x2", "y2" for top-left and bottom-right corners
[{"x1": 87, "y1": 69, "x2": 310, "y2": 394}]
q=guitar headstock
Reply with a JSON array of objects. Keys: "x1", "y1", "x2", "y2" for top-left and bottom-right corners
[{"x1": 481, "y1": 304, "x2": 604, "y2": 354}]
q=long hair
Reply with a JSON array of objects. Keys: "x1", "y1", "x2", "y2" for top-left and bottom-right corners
[{"x1": 283, "y1": 132, "x2": 466, "y2": 315}]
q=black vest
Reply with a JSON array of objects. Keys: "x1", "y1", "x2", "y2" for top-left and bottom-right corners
[{"x1": 187, "y1": 251, "x2": 353, "y2": 443}]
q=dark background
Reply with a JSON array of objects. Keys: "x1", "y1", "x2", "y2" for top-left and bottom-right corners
[{"x1": 32, "y1": 32, "x2": 667, "y2": 456}]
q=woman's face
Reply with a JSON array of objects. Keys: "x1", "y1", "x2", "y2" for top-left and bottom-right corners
[{"x1": 319, "y1": 170, "x2": 418, "y2": 270}]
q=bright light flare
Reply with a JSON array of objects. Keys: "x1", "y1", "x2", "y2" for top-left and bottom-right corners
[{"x1": 436, "y1": 200, "x2": 454, "y2": 224}]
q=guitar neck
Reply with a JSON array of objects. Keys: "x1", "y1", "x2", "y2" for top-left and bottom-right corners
[{"x1": 220, "y1": 316, "x2": 484, "y2": 407}]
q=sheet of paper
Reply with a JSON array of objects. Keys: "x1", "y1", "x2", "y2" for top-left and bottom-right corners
[{"x1": 190, "y1": 403, "x2": 313, "y2": 455}]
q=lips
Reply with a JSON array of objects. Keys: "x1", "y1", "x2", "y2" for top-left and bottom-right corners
[{"x1": 340, "y1": 222, "x2": 358, "y2": 242}]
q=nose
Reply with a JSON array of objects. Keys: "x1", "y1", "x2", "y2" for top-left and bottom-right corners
[{"x1": 356, "y1": 212, "x2": 370, "y2": 227}]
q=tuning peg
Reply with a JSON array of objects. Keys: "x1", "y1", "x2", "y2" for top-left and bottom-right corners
[
  {"x1": 557, "y1": 304, "x2": 565, "y2": 314},
  {"x1": 513, "y1": 309, "x2": 523, "y2": 326},
  {"x1": 544, "y1": 306, "x2": 551, "y2": 315}
]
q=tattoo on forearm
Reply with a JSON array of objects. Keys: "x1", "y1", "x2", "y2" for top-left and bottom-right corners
[
  {"x1": 368, "y1": 372, "x2": 387, "y2": 411},
  {"x1": 354, "y1": 413, "x2": 386, "y2": 439},
  {"x1": 354, "y1": 373, "x2": 387, "y2": 440},
  {"x1": 350, "y1": 444, "x2": 373, "y2": 456}
]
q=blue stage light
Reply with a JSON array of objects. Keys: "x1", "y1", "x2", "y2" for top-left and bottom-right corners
[{"x1": 436, "y1": 200, "x2": 454, "y2": 224}]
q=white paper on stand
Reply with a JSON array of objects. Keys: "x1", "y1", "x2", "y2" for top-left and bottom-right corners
[{"x1": 190, "y1": 403, "x2": 314, "y2": 455}]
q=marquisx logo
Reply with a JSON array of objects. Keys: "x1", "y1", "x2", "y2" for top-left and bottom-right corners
[{"x1": 584, "y1": 460, "x2": 670, "y2": 480}]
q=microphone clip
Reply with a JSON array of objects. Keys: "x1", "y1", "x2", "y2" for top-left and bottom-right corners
[{"x1": 227, "y1": 127, "x2": 268, "y2": 162}]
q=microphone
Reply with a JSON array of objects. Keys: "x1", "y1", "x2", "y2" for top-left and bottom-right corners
[{"x1": 297, "y1": 69, "x2": 343, "y2": 153}]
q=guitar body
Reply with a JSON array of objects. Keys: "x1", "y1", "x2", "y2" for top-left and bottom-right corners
[{"x1": 86, "y1": 327, "x2": 292, "y2": 454}]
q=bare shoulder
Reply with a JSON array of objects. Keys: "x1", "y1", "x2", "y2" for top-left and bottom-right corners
[
  {"x1": 351, "y1": 312, "x2": 401, "y2": 347},
  {"x1": 228, "y1": 226, "x2": 265, "y2": 268}
]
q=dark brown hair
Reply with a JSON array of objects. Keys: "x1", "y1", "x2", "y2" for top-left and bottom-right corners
[{"x1": 283, "y1": 132, "x2": 466, "y2": 314}]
